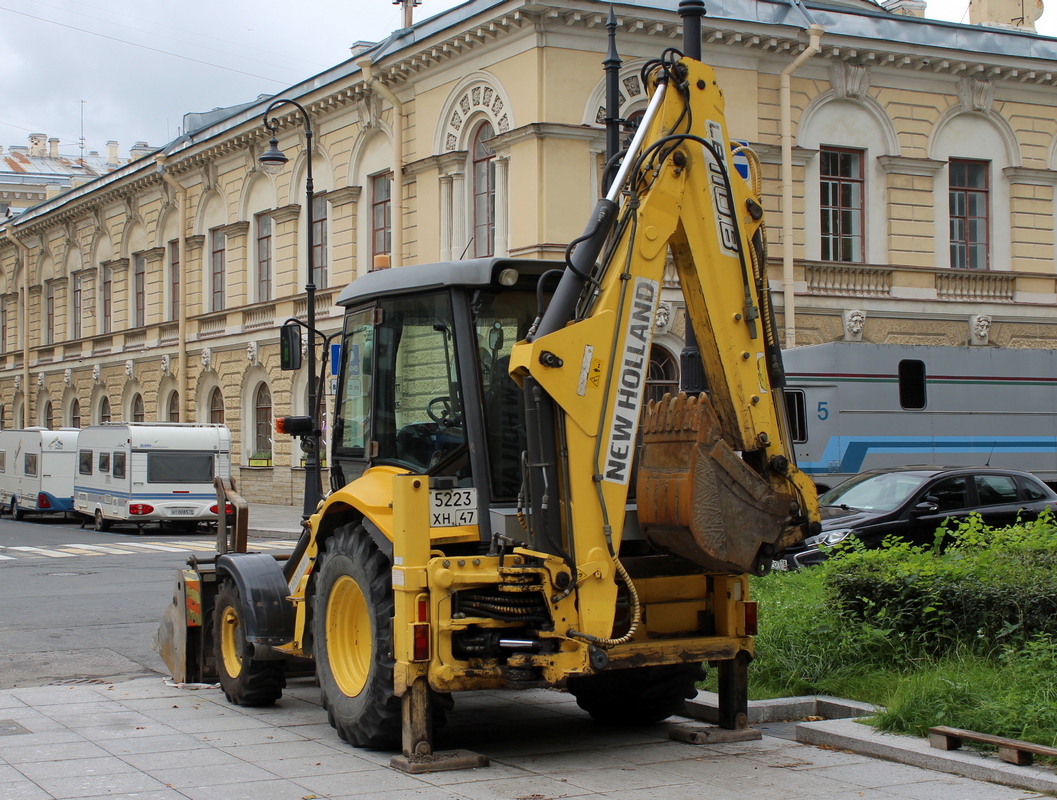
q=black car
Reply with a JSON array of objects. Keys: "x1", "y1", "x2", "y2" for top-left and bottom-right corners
[{"x1": 775, "y1": 466, "x2": 1057, "y2": 569}]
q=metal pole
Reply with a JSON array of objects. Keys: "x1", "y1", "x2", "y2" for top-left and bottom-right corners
[
  {"x1": 603, "y1": 6, "x2": 621, "y2": 192},
  {"x1": 261, "y1": 99, "x2": 322, "y2": 519}
]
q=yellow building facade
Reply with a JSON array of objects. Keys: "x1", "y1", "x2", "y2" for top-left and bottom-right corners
[{"x1": 3, "y1": 0, "x2": 1057, "y2": 503}]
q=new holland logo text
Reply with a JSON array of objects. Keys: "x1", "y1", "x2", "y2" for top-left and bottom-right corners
[
  {"x1": 604, "y1": 278, "x2": 660, "y2": 484},
  {"x1": 706, "y1": 119, "x2": 739, "y2": 256}
]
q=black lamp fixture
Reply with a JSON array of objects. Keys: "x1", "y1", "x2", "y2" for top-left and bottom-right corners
[{"x1": 259, "y1": 98, "x2": 322, "y2": 519}]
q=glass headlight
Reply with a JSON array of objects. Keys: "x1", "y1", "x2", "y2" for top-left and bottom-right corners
[{"x1": 804, "y1": 529, "x2": 853, "y2": 548}]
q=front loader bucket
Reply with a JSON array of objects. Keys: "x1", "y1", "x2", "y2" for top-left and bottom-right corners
[{"x1": 636, "y1": 393, "x2": 793, "y2": 574}]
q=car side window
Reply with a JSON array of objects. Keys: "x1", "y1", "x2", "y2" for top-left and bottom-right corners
[
  {"x1": 1019, "y1": 477, "x2": 1048, "y2": 501},
  {"x1": 928, "y1": 477, "x2": 970, "y2": 513},
  {"x1": 974, "y1": 474, "x2": 1018, "y2": 506}
]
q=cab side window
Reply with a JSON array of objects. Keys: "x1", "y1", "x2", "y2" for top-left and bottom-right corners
[
  {"x1": 928, "y1": 476, "x2": 969, "y2": 513},
  {"x1": 975, "y1": 474, "x2": 1018, "y2": 506},
  {"x1": 1019, "y1": 477, "x2": 1048, "y2": 501}
]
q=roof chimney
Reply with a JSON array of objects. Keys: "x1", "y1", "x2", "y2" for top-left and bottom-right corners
[
  {"x1": 969, "y1": 0, "x2": 1041, "y2": 29},
  {"x1": 107, "y1": 140, "x2": 119, "y2": 166},
  {"x1": 48, "y1": 138, "x2": 60, "y2": 158},
  {"x1": 45, "y1": 184, "x2": 64, "y2": 200},
  {"x1": 129, "y1": 141, "x2": 153, "y2": 160},
  {"x1": 882, "y1": 0, "x2": 927, "y2": 16},
  {"x1": 28, "y1": 133, "x2": 46, "y2": 157}
]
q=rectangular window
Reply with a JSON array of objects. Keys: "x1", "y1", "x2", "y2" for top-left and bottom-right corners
[
  {"x1": 898, "y1": 359, "x2": 927, "y2": 409},
  {"x1": 371, "y1": 173, "x2": 392, "y2": 266},
  {"x1": 101, "y1": 265, "x2": 112, "y2": 334},
  {"x1": 113, "y1": 451, "x2": 126, "y2": 479},
  {"x1": 0, "y1": 299, "x2": 7, "y2": 353},
  {"x1": 312, "y1": 196, "x2": 328, "y2": 289},
  {"x1": 98, "y1": 451, "x2": 110, "y2": 473},
  {"x1": 147, "y1": 452, "x2": 215, "y2": 483},
  {"x1": 168, "y1": 240, "x2": 180, "y2": 320},
  {"x1": 949, "y1": 159, "x2": 989, "y2": 270},
  {"x1": 79, "y1": 449, "x2": 93, "y2": 475},
  {"x1": 72, "y1": 276, "x2": 82, "y2": 339},
  {"x1": 24, "y1": 453, "x2": 37, "y2": 477},
  {"x1": 256, "y1": 214, "x2": 272, "y2": 302},
  {"x1": 783, "y1": 389, "x2": 808, "y2": 443},
  {"x1": 133, "y1": 254, "x2": 146, "y2": 327},
  {"x1": 819, "y1": 147, "x2": 864, "y2": 263},
  {"x1": 211, "y1": 229, "x2": 226, "y2": 311},
  {"x1": 0, "y1": 451, "x2": 5, "y2": 472},
  {"x1": 44, "y1": 282, "x2": 55, "y2": 345}
]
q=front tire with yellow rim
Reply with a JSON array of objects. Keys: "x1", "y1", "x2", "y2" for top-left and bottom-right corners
[
  {"x1": 313, "y1": 524, "x2": 402, "y2": 748},
  {"x1": 214, "y1": 580, "x2": 286, "y2": 706}
]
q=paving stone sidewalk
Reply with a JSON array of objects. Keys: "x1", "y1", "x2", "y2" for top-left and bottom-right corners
[{"x1": 1, "y1": 675, "x2": 1049, "y2": 800}]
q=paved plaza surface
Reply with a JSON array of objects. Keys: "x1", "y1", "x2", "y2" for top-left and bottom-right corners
[{"x1": 0, "y1": 674, "x2": 1050, "y2": 800}]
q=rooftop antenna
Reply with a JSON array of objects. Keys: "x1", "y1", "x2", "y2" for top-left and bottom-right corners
[{"x1": 79, "y1": 100, "x2": 87, "y2": 163}]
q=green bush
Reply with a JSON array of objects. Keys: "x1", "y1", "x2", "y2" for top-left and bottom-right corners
[{"x1": 825, "y1": 510, "x2": 1057, "y2": 654}]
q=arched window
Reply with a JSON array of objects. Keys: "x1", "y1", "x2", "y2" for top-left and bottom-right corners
[
  {"x1": 43, "y1": 401, "x2": 54, "y2": 429},
  {"x1": 132, "y1": 393, "x2": 145, "y2": 423},
  {"x1": 168, "y1": 392, "x2": 180, "y2": 422},
  {"x1": 70, "y1": 398, "x2": 81, "y2": 428},
  {"x1": 209, "y1": 387, "x2": 225, "y2": 424},
  {"x1": 100, "y1": 396, "x2": 112, "y2": 423},
  {"x1": 646, "y1": 345, "x2": 679, "y2": 405},
  {"x1": 253, "y1": 384, "x2": 272, "y2": 462},
  {"x1": 472, "y1": 122, "x2": 496, "y2": 257},
  {"x1": 0, "y1": 404, "x2": 5, "y2": 429}
]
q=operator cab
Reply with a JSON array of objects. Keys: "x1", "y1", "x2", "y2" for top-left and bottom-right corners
[{"x1": 331, "y1": 258, "x2": 553, "y2": 537}]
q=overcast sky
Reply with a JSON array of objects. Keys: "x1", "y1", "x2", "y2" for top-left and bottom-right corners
[{"x1": 1, "y1": 0, "x2": 1054, "y2": 162}]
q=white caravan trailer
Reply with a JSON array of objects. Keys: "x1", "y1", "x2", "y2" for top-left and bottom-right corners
[
  {"x1": 781, "y1": 342, "x2": 1057, "y2": 491},
  {"x1": 73, "y1": 423, "x2": 232, "y2": 532},
  {"x1": 0, "y1": 428, "x2": 79, "y2": 519}
]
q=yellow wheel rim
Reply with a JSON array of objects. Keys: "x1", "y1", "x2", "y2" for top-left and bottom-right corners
[
  {"x1": 220, "y1": 605, "x2": 243, "y2": 679},
  {"x1": 327, "y1": 574, "x2": 371, "y2": 697}
]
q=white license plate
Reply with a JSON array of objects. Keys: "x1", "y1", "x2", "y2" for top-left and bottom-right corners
[
  {"x1": 429, "y1": 488, "x2": 477, "y2": 528},
  {"x1": 169, "y1": 508, "x2": 195, "y2": 517},
  {"x1": 770, "y1": 559, "x2": 789, "y2": 572}
]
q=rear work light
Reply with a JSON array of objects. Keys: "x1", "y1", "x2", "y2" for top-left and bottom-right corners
[
  {"x1": 37, "y1": 493, "x2": 51, "y2": 509},
  {"x1": 209, "y1": 503, "x2": 235, "y2": 515},
  {"x1": 129, "y1": 504, "x2": 155, "y2": 516},
  {"x1": 412, "y1": 594, "x2": 430, "y2": 661},
  {"x1": 275, "y1": 416, "x2": 313, "y2": 436},
  {"x1": 743, "y1": 601, "x2": 759, "y2": 637}
]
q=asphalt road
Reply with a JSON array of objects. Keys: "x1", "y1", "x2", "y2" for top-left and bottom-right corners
[{"x1": 0, "y1": 514, "x2": 222, "y2": 689}]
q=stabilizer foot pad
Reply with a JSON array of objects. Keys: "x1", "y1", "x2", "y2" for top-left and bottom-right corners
[
  {"x1": 390, "y1": 749, "x2": 490, "y2": 774},
  {"x1": 669, "y1": 724, "x2": 762, "y2": 745}
]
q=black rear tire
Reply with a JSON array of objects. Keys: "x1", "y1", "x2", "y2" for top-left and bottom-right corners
[
  {"x1": 12, "y1": 499, "x2": 25, "y2": 521},
  {"x1": 94, "y1": 510, "x2": 111, "y2": 532},
  {"x1": 567, "y1": 662, "x2": 706, "y2": 725},
  {"x1": 214, "y1": 580, "x2": 286, "y2": 706},
  {"x1": 313, "y1": 524, "x2": 403, "y2": 748}
]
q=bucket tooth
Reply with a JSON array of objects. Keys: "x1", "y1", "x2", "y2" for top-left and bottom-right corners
[{"x1": 636, "y1": 393, "x2": 792, "y2": 574}]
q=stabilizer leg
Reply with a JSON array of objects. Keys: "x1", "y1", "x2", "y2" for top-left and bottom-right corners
[
  {"x1": 389, "y1": 678, "x2": 489, "y2": 774},
  {"x1": 718, "y1": 650, "x2": 751, "y2": 730}
]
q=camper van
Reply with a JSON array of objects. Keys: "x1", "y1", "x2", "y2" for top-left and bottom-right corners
[
  {"x1": 0, "y1": 428, "x2": 79, "y2": 519},
  {"x1": 73, "y1": 423, "x2": 232, "y2": 532},
  {"x1": 782, "y1": 342, "x2": 1057, "y2": 491}
]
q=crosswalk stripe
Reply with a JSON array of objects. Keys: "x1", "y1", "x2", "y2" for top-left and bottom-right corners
[
  {"x1": 112, "y1": 542, "x2": 194, "y2": 553},
  {"x1": 8, "y1": 546, "x2": 76, "y2": 558},
  {"x1": 72, "y1": 543, "x2": 143, "y2": 555},
  {"x1": 55, "y1": 548, "x2": 107, "y2": 556},
  {"x1": 253, "y1": 542, "x2": 299, "y2": 549}
]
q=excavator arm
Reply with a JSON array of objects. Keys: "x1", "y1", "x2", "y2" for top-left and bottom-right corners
[{"x1": 509, "y1": 54, "x2": 820, "y2": 641}]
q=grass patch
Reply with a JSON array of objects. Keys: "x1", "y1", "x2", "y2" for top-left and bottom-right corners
[{"x1": 726, "y1": 513, "x2": 1057, "y2": 752}]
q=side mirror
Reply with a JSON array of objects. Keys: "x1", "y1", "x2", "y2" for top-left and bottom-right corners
[
  {"x1": 911, "y1": 501, "x2": 939, "y2": 516},
  {"x1": 279, "y1": 324, "x2": 302, "y2": 371}
]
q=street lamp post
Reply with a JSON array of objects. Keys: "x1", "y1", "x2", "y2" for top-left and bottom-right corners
[{"x1": 259, "y1": 99, "x2": 323, "y2": 519}]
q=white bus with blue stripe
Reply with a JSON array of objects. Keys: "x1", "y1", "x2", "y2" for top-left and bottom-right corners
[
  {"x1": 73, "y1": 423, "x2": 231, "y2": 532},
  {"x1": 782, "y1": 342, "x2": 1057, "y2": 492}
]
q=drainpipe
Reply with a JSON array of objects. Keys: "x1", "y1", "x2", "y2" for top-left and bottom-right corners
[
  {"x1": 155, "y1": 154, "x2": 188, "y2": 422},
  {"x1": 8, "y1": 228, "x2": 31, "y2": 427},
  {"x1": 356, "y1": 56, "x2": 404, "y2": 268},
  {"x1": 780, "y1": 24, "x2": 823, "y2": 349}
]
